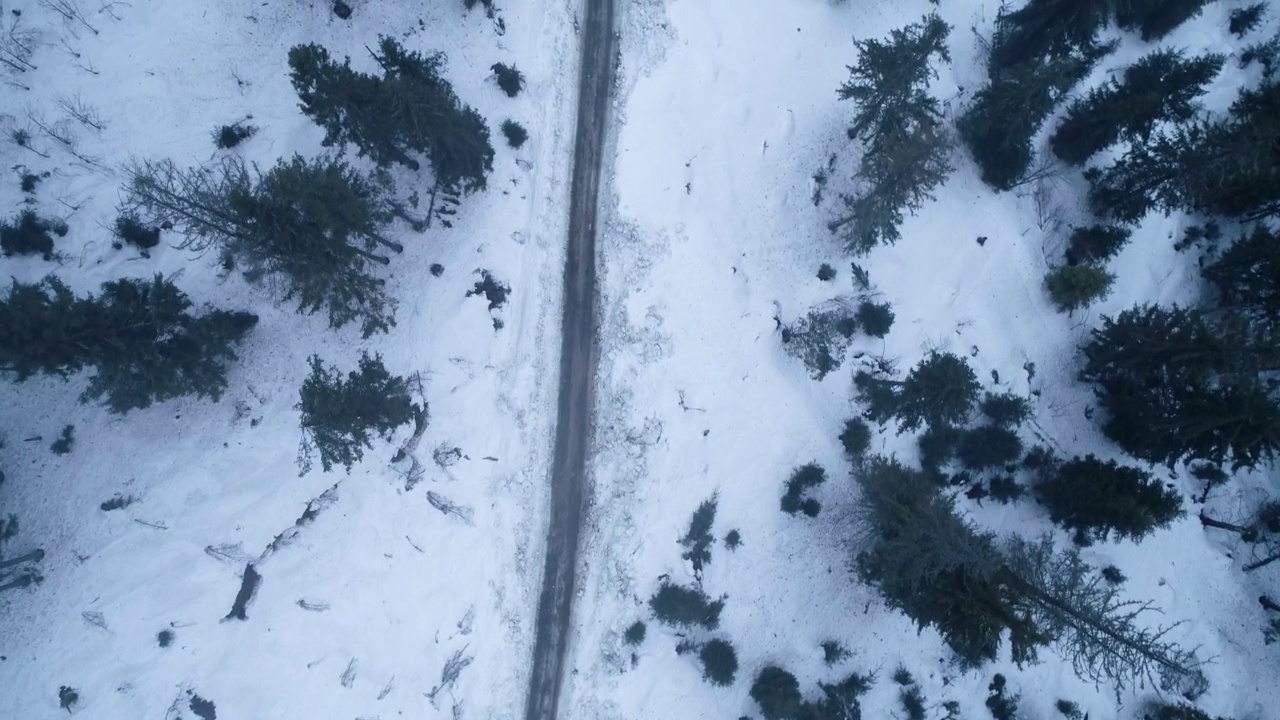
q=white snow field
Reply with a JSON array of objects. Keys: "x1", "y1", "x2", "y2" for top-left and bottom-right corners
[
  {"x1": 570, "y1": 0, "x2": 1280, "y2": 719},
  {"x1": 0, "y1": 0, "x2": 578, "y2": 717}
]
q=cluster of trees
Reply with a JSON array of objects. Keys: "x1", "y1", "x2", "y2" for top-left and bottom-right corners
[{"x1": 830, "y1": 14, "x2": 954, "y2": 254}]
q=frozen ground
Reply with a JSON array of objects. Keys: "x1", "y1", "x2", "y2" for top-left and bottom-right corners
[
  {"x1": 569, "y1": 0, "x2": 1280, "y2": 718},
  {"x1": 0, "y1": 0, "x2": 578, "y2": 717}
]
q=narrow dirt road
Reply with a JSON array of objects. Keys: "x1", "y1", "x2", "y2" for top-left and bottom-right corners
[{"x1": 522, "y1": 0, "x2": 616, "y2": 719}]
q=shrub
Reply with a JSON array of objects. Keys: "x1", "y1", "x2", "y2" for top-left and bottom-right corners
[
  {"x1": 839, "y1": 417, "x2": 872, "y2": 461},
  {"x1": 817, "y1": 263, "x2": 837, "y2": 281},
  {"x1": 623, "y1": 620, "x2": 646, "y2": 645},
  {"x1": 956, "y1": 425, "x2": 1023, "y2": 470},
  {"x1": 1065, "y1": 224, "x2": 1131, "y2": 266},
  {"x1": 20, "y1": 172, "x2": 41, "y2": 192},
  {"x1": 699, "y1": 638, "x2": 738, "y2": 686},
  {"x1": 113, "y1": 212, "x2": 161, "y2": 249},
  {"x1": 1056, "y1": 699, "x2": 1084, "y2": 719},
  {"x1": 157, "y1": 629, "x2": 175, "y2": 647},
  {"x1": 649, "y1": 581, "x2": 723, "y2": 629},
  {"x1": 986, "y1": 674, "x2": 1020, "y2": 720},
  {"x1": 1, "y1": 209, "x2": 63, "y2": 258},
  {"x1": 988, "y1": 475, "x2": 1025, "y2": 503},
  {"x1": 1035, "y1": 455, "x2": 1184, "y2": 543},
  {"x1": 58, "y1": 686, "x2": 79, "y2": 713},
  {"x1": 856, "y1": 300, "x2": 895, "y2": 338},
  {"x1": 214, "y1": 123, "x2": 257, "y2": 149},
  {"x1": 979, "y1": 392, "x2": 1030, "y2": 428},
  {"x1": 491, "y1": 62, "x2": 525, "y2": 97},
  {"x1": 1144, "y1": 702, "x2": 1233, "y2": 720},
  {"x1": 501, "y1": 119, "x2": 528, "y2": 149},
  {"x1": 1044, "y1": 265, "x2": 1114, "y2": 312},
  {"x1": 724, "y1": 529, "x2": 741, "y2": 550},
  {"x1": 1230, "y1": 3, "x2": 1266, "y2": 37},
  {"x1": 781, "y1": 464, "x2": 826, "y2": 516},
  {"x1": 750, "y1": 666, "x2": 804, "y2": 720},
  {"x1": 49, "y1": 425, "x2": 74, "y2": 455}
]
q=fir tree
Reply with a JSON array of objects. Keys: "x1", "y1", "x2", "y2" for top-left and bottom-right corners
[
  {"x1": 1065, "y1": 224, "x2": 1131, "y2": 266},
  {"x1": 855, "y1": 300, "x2": 895, "y2": 338},
  {"x1": 1116, "y1": 0, "x2": 1214, "y2": 41},
  {"x1": 989, "y1": 0, "x2": 1113, "y2": 74},
  {"x1": 979, "y1": 392, "x2": 1031, "y2": 428},
  {"x1": 1044, "y1": 264, "x2": 1114, "y2": 312},
  {"x1": 680, "y1": 495, "x2": 718, "y2": 578},
  {"x1": 957, "y1": 425, "x2": 1023, "y2": 470},
  {"x1": 699, "y1": 638, "x2": 738, "y2": 686},
  {"x1": 1203, "y1": 225, "x2": 1280, "y2": 328},
  {"x1": 1229, "y1": 3, "x2": 1267, "y2": 37},
  {"x1": 750, "y1": 666, "x2": 805, "y2": 720},
  {"x1": 490, "y1": 62, "x2": 525, "y2": 97},
  {"x1": 1035, "y1": 455, "x2": 1183, "y2": 543},
  {"x1": 649, "y1": 581, "x2": 724, "y2": 629},
  {"x1": 296, "y1": 352, "x2": 415, "y2": 473},
  {"x1": 897, "y1": 352, "x2": 980, "y2": 431},
  {"x1": 837, "y1": 13, "x2": 950, "y2": 141}
]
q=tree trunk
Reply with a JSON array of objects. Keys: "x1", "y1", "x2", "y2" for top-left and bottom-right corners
[
  {"x1": 1198, "y1": 512, "x2": 1252, "y2": 535},
  {"x1": 0, "y1": 548, "x2": 44, "y2": 571},
  {"x1": 1244, "y1": 549, "x2": 1280, "y2": 572}
]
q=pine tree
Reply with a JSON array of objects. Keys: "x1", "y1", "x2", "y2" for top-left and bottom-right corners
[
  {"x1": 957, "y1": 425, "x2": 1023, "y2": 470},
  {"x1": 1116, "y1": 0, "x2": 1214, "y2": 41},
  {"x1": 0, "y1": 275, "x2": 257, "y2": 413},
  {"x1": 897, "y1": 352, "x2": 980, "y2": 431},
  {"x1": 289, "y1": 37, "x2": 494, "y2": 193},
  {"x1": 1065, "y1": 224, "x2": 1131, "y2": 266},
  {"x1": 1044, "y1": 264, "x2": 1114, "y2": 312},
  {"x1": 648, "y1": 581, "x2": 724, "y2": 629},
  {"x1": 699, "y1": 638, "x2": 738, "y2": 686},
  {"x1": 1034, "y1": 455, "x2": 1183, "y2": 543},
  {"x1": 989, "y1": 0, "x2": 1113, "y2": 75},
  {"x1": 124, "y1": 155, "x2": 406, "y2": 337},
  {"x1": 751, "y1": 666, "x2": 805, "y2": 720},
  {"x1": 1203, "y1": 225, "x2": 1280, "y2": 327},
  {"x1": 296, "y1": 352, "x2": 415, "y2": 473},
  {"x1": 680, "y1": 495, "x2": 718, "y2": 578}
]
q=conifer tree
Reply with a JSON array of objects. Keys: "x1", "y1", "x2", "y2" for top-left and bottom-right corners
[
  {"x1": 1116, "y1": 0, "x2": 1215, "y2": 41},
  {"x1": 296, "y1": 352, "x2": 415, "y2": 473},
  {"x1": 988, "y1": 0, "x2": 1113, "y2": 75},
  {"x1": 1035, "y1": 455, "x2": 1183, "y2": 543},
  {"x1": 1203, "y1": 225, "x2": 1280, "y2": 328}
]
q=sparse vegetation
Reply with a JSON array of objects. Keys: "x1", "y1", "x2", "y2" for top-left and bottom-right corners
[{"x1": 1044, "y1": 264, "x2": 1114, "y2": 313}]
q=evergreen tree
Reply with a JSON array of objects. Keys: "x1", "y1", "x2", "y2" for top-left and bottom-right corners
[
  {"x1": 289, "y1": 37, "x2": 494, "y2": 193},
  {"x1": 0, "y1": 209, "x2": 63, "y2": 259},
  {"x1": 979, "y1": 392, "x2": 1031, "y2": 428},
  {"x1": 1116, "y1": 0, "x2": 1214, "y2": 41},
  {"x1": 648, "y1": 581, "x2": 724, "y2": 629},
  {"x1": 1203, "y1": 225, "x2": 1280, "y2": 327},
  {"x1": 1035, "y1": 455, "x2": 1183, "y2": 543},
  {"x1": 296, "y1": 352, "x2": 415, "y2": 473},
  {"x1": 751, "y1": 666, "x2": 805, "y2": 720},
  {"x1": 1229, "y1": 3, "x2": 1267, "y2": 37},
  {"x1": 124, "y1": 155, "x2": 407, "y2": 337},
  {"x1": 854, "y1": 369, "x2": 902, "y2": 425},
  {"x1": 680, "y1": 495, "x2": 718, "y2": 577},
  {"x1": 1065, "y1": 224, "x2": 1131, "y2": 266},
  {"x1": 839, "y1": 417, "x2": 873, "y2": 461},
  {"x1": 989, "y1": 0, "x2": 1113, "y2": 75},
  {"x1": 490, "y1": 62, "x2": 525, "y2": 97},
  {"x1": 1050, "y1": 50, "x2": 1223, "y2": 165},
  {"x1": 838, "y1": 14, "x2": 950, "y2": 141},
  {"x1": 699, "y1": 638, "x2": 738, "y2": 686},
  {"x1": 957, "y1": 425, "x2": 1023, "y2": 470},
  {"x1": 897, "y1": 352, "x2": 980, "y2": 431},
  {"x1": 855, "y1": 300, "x2": 895, "y2": 338},
  {"x1": 1044, "y1": 264, "x2": 1114, "y2": 312},
  {"x1": 0, "y1": 275, "x2": 257, "y2": 413}
]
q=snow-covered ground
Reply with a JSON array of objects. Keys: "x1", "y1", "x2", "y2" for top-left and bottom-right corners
[
  {"x1": 0, "y1": 0, "x2": 578, "y2": 716},
  {"x1": 570, "y1": 0, "x2": 1280, "y2": 718}
]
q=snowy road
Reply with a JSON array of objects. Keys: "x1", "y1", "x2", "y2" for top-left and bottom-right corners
[{"x1": 523, "y1": 0, "x2": 616, "y2": 718}]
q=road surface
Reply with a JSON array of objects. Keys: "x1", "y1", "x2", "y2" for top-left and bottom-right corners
[{"x1": 523, "y1": 0, "x2": 616, "y2": 719}]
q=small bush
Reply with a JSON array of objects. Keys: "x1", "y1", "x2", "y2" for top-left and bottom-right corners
[
  {"x1": 891, "y1": 666, "x2": 914, "y2": 686},
  {"x1": 918, "y1": 424, "x2": 962, "y2": 470},
  {"x1": 501, "y1": 119, "x2": 528, "y2": 149},
  {"x1": 1035, "y1": 455, "x2": 1184, "y2": 543},
  {"x1": 491, "y1": 62, "x2": 526, "y2": 97},
  {"x1": 900, "y1": 684, "x2": 926, "y2": 720},
  {"x1": 100, "y1": 494, "x2": 136, "y2": 511},
  {"x1": 430, "y1": 263, "x2": 445, "y2": 277},
  {"x1": 855, "y1": 300, "x2": 895, "y2": 338},
  {"x1": 986, "y1": 674, "x2": 1019, "y2": 720},
  {"x1": 781, "y1": 463, "x2": 826, "y2": 515},
  {"x1": 1056, "y1": 699, "x2": 1085, "y2": 719},
  {"x1": 649, "y1": 581, "x2": 723, "y2": 629},
  {"x1": 58, "y1": 686, "x2": 80, "y2": 713},
  {"x1": 1230, "y1": 3, "x2": 1266, "y2": 37},
  {"x1": 821, "y1": 639, "x2": 849, "y2": 666},
  {"x1": 50, "y1": 425, "x2": 74, "y2": 456},
  {"x1": 750, "y1": 666, "x2": 804, "y2": 720},
  {"x1": 214, "y1": 123, "x2": 257, "y2": 149},
  {"x1": 979, "y1": 392, "x2": 1030, "y2": 428},
  {"x1": 624, "y1": 620, "x2": 646, "y2": 645},
  {"x1": 956, "y1": 425, "x2": 1022, "y2": 470},
  {"x1": 1065, "y1": 225, "x2": 1131, "y2": 266},
  {"x1": 724, "y1": 529, "x2": 742, "y2": 550},
  {"x1": 839, "y1": 417, "x2": 872, "y2": 461},
  {"x1": 1101, "y1": 565, "x2": 1127, "y2": 584},
  {"x1": 699, "y1": 638, "x2": 738, "y2": 686},
  {"x1": 1, "y1": 209, "x2": 62, "y2": 258},
  {"x1": 114, "y1": 212, "x2": 161, "y2": 249},
  {"x1": 157, "y1": 629, "x2": 175, "y2": 647},
  {"x1": 1044, "y1": 264, "x2": 1114, "y2": 312},
  {"x1": 20, "y1": 172, "x2": 41, "y2": 192},
  {"x1": 817, "y1": 263, "x2": 837, "y2": 281},
  {"x1": 988, "y1": 475, "x2": 1025, "y2": 504}
]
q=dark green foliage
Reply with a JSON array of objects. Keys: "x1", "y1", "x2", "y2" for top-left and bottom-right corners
[
  {"x1": 897, "y1": 352, "x2": 980, "y2": 431},
  {"x1": 624, "y1": 620, "x2": 646, "y2": 645},
  {"x1": 1203, "y1": 225, "x2": 1280, "y2": 328},
  {"x1": 1, "y1": 209, "x2": 62, "y2": 259},
  {"x1": 817, "y1": 263, "x2": 837, "y2": 281},
  {"x1": 855, "y1": 300, "x2": 894, "y2": 338},
  {"x1": 979, "y1": 392, "x2": 1031, "y2": 428},
  {"x1": 1116, "y1": 0, "x2": 1214, "y2": 41},
  {"x1": 1144, "y1": 703, "x2": 1233, "y2": 720},
  {"x1": 1056, "y1": 699, "x2": 1084, "y2": 719},
  {"x1": 1231, "y1": 3, "x2": 1267, "y2": 37},
  {"x1": 0, "y1": 276, "x2": 257, "y2": 413},
  {"x1": 854, "y1": 370, "x2": 901, "y2": 425},
  {"x1": 1050, "y1": 50, "x2": 1223, "y2": 165},
  {"x1": 840, "y1": 417, "x2": 872, "y2": 461},
  {"x1": 809, "y1": 672, "x2": 874, "y2": 720},
  {"x1": 501, "y1": 119, "x2": 528, "y2": 149},
  {"x1": 680, "y1": 495, "x2": 718, "y2": 576},
  {"x1": 58, "y1": 686, "x2": 79, "y2": 713},
  {"x1": 124, "y1": 155, "x2": 405, "y2": 337},
  {"x1": 918, "y1": 424, "x2": 962, "y2": 469},
  {"x1": 296, "y1": 352, "x2": 415, "y2": 473},
  {"x1": 289, "y1": 37, "x2": 493, "y2": 193},
  {"x1": 1035, "y1": 455, "x2": 1183, "y2": 542},
  {"x1": 1089, "y1": 83, "x2": 1280, "y2": 224},
  {"x1": 49, "y1": 425, "x2": 73, "y2": 455},
  {"x1": 157, "y1": 629, "x2": 174, "y2": 647},
  {"x1": 985, "y1": 675, "x2": 1019, "y2": 720},
  {"x1": 113, "y1": 212, "x2": 160, "y2": 249},
  {"x1": 649, "y1": 581, "x2": 724, "y2": 629},
  {"x1": 989, "y1": 0, "x2": 1113, "y2": 74},
  {"x1": 989, "y1": 475, "x2": 1025, "y2": 504},
  {"x1": 188, "y1": 693, "x2": 216, "y2": 720},
  {"x1": 214, "y1": 123, "x2": 257, "y2": 149},
  {"x1": 20, "y1": 172, "x2": 41, "y2": 192},
  {"x1": 957, "y1": 425, "x2": 1023, "y2": 470},
  {"x1": 490, "y1": 62, "x2": 525, "y2": 97},
  {"x1": 1082, "y1": 305, "x2": 1280, "y2": 467},
  {"x1": 782, "y1": 307, "x2": 857, "y2": 379},
  {"x1": 1065, "y1": 224, "x2": 1130, "y2": 266},
  {"x1": 724, "y1": 529, "x2": 741, "y2": 549},
  {"x1": 900, "y1": 684, "x2": 926, "y2": 720},
  {"x1": 781, "y1": 463, "x2": 826, "y2": 516},
  {"x1": 750, "y1": 666, "x2": 804, "y2": 720},
  {"x1": 832, "y1": 14, "x2": 954, "y2": 253},
  {"x1": 100, "y1": 494, "x2": 135, "y2": 511},
  {"x1": 960, "y1": 49, "x2": 1108, "y2": 191},
  {"x1": 699, "y1": 638, "x2": 738, "y2": 686},
  {"x1": 467, "y1": 270, "x2": 510, "y2": 310},
  {"x1": 1044, "y1": 265, "x2": 1114, "y2": 312},
  {"x1": 821, "y1": 640, "x2": 850, "y2": 666}
]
